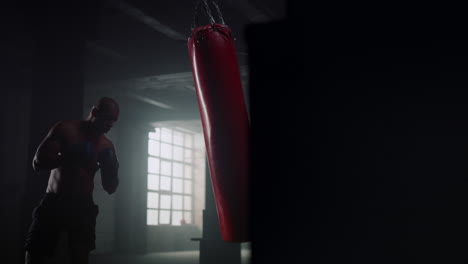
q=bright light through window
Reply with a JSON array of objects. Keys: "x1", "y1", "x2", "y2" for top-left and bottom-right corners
[{"x1": 147, "y1": 127, "x2": 195, "y2": 226}]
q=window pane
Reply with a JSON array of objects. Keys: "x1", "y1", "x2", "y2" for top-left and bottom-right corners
[
  {"x1": 147, "y1": 209, "x2": 158, "y2": 225},
  {"x1": 161, "y1": 143, "x2": 172, "y2": 159},
  {"x1": 148, "y1": 140, "x2": 160, "y2": 156},
  {"x1": 160, "y1": 210, "x2": 170, "y2": 224},
  {"x1": 185, "y1": 134, "x2": 193, "y2": 148},
  {"x1": 161, "y1": 128, "x2": 172, "y2": 143},
  {"x1": 173, "y1": 131, "x2": 184, "y2": 146},
  {"x1": 184, "y1": 149, "x2": 192, "y2": 163},
  {"x1": 173, "y1": 178, "x2": 183, "y2": 193},
  {"x1": 184, "y1": 211, "x2": 192, "y2": 224},
  {"x1": 160, "y1": 194, "x2": 171, "y2": 209},
  {"x1": 172, "y1": 211, "x2": 183, "y2": 226},
  {"x1": 173, "y1": 195, "x2": 183, "y2": 210},
  {"x1": 148, "y1": 157, "x2": 160, "y2": 174},
  {"x1": 161, "y1": 160, "x2": 172, "y2": 176},
  {"x1": 149, "y1": 128, "x2": 160, "y2": 140},
  {"x1": 173, "y1": 146, "x2": 183, "y2": 161},
  {"x1": 160, "y1": 176, "x2": 171, "y2": 191},
  {"x1": 173, "y1": 163, "x2": 183, "y2": 178},
  {"x1": 184, "y1": 165, "x2": 192, "y2": 179},
  {"x1": 184, "y1": 196, "x2": 192, "y2": 210},
  {"x1": 148, "y1": 174, "x2": 159, "y2": 191},
  {"x1": 147, "y1": 192, "x2": 159, "y2": 209},
  {"x1": 184, "y1": 180, "x2": 192, "y2": 194}
]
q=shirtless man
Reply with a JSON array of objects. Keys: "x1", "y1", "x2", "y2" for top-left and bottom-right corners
[{"x1": 25, "y1": 97, "x2": 120, "y2": 264}]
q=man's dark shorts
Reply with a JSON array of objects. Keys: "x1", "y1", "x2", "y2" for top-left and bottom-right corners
[{"x1": 25, "y1": 193, "x2": 99, "y2": 257}]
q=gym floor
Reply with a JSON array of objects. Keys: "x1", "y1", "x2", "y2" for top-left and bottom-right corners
[{"x1": 89, "y1": 250, "x2": 252, "y2": 264}]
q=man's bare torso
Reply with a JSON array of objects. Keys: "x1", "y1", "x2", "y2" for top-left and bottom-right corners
[{"x1": 46, "y1": 120, "x2": 113, "y2": 198}]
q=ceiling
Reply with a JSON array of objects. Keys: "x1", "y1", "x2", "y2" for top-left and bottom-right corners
[
  {"x1": 84, "y1": 0, "x2": 286, "y2": 115},
  {"x1": 1, "y1": 0, "x2": 286, "y2": 121},
  {"x1": 86, "y1": 0, "x2": 286, "y2": 81}
]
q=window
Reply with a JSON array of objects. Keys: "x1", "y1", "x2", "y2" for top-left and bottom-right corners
[{"x1": 147, "y1": 128, "x2": 195, "y2": 226}]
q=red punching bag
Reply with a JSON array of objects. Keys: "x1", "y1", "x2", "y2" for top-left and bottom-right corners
[{"x1": 188, "y1": 3, "x2": 250, "y2": 242}]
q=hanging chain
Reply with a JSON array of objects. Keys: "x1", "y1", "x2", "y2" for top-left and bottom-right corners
[
  {"x1": 202, "y1": 0, "x2": 216, "y2": 25},
  {"x1": 212, "y1": 0, "x2": 226, "y2": 25},
  {"x1": 191, "y1": 0, "x2": 228, "y2": 29}
]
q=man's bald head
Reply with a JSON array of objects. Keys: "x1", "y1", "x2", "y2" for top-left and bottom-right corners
[
  {"x1": 95, "y1": 97, "x2": 119, "y2": 116},
  {"x1": 88, "y1": 97, "x2": 119, "y2": 134}
]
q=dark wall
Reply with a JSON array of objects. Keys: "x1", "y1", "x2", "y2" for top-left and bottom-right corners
[
  {"x1": 0, "y1": 1, "x2": 101, "y2": 263},
  {"x1": 0, "y1": 86, "x2": 32, "y2": 263},
  {"x1": 249, "y1": 2, "x2": 468, "y2": 264},
  {"x1": 0, "y1": 6, "x2": 32, "y2": 263}
]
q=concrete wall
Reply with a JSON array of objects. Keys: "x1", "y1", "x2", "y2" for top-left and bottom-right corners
[
  {"x1": 146, "y1": 225, "x2": 201, "y2": 252},
  {"x1": 86, "y1": 93, "x2": 207, "y2": 254}
]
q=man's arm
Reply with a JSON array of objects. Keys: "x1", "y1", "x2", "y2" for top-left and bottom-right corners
[
  {"x1": 32, "y1": 122, "x2": 63, "y2": 172},
  {"x1": 99, "y1": 145, "x2": 119, "y2": 194}
]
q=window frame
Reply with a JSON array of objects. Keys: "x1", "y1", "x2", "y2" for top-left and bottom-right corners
[{"x1": 146, "y1": 127, "x2": 196, "y2": 226}]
